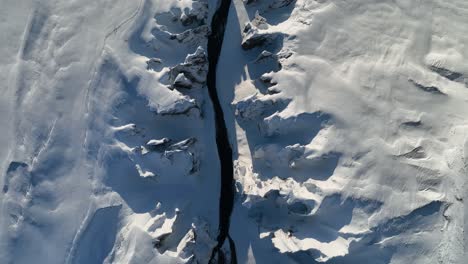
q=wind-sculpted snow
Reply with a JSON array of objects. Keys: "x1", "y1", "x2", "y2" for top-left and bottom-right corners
[
  {"x1": 82, "y1": 1, "x2": 224, "y2": 262},
  {"x1": 221, "y1": 0, "x2": 467, "y2": 263},
  {"x1": 1, "y1": 0, "x2": 220, "y2": 263},
  {"x1": 0, "y1": 0, "x2": 466, "y2": 263}
]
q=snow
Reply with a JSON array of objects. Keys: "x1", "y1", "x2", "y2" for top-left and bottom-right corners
[
  {"x1": 271, "y1": 229, "x2": 351, "y2": 261},
  {"x1": 0, "y1": 0, "x2": 220, "y2": 263},
  {"x1": 221, "y1": 0, "x2": 466, "y2": 263},
  {"x1": 0, "y1": 0, "x2": 466, "y2": 263},
  {"x1": 174, "y1": 73, "x2": 193, "y2": 89},
  {"x1": 146, "y1": 138, "x2": 171, "y2": 147}
]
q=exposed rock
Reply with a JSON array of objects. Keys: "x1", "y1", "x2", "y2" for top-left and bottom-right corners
[
  {"x1": 242, "y1": 13, "x2": 277, "y2": 50},
  {"x1": 260, "y1": 111, "x2": 331, "y2": 137},
  {"x1": 3, "y1": 161, "x2": 29, "y2": 193},
  {"x1": 251, "y1": 11, "x2": 269, "y2": 29},
  {"x1": 254, "y1": 50, "x2": 282, "y2": 73},
  {"x1": 169, "y1": 25, "x2": 210, "y2": 43},
  {"x1": 146, "y1": 208, "x2": 179, "y2": 250},
  {"x1": 138, "y1": 137, "x2": 200, "y2": 175},
  {"x1": 180, "y1": 13, "x2": 192, "y2": 26},
  {"x1": 397, "y1": 146, "x2": 426, "y2": 159},
  {"x1": 429, "y1": 65, "x2": 465, "y2": 82},
  {"x1": 146, "y1": 138, "x2": 171, "y2": 151},
  {"x1": 163, "y1": 138, "x2": 199, "y2": 174},
  {"x1": 180, "y1": 0, "x2": 208, "y2": 26},
  {"x1": 186, "y1": 46, "x2": 208, "y2": 64},
  {"x1": 173, "y1": 220, "x2": 217, "y2": 263},
  {"x1": 254, "y1": 50, "x2": 275, "y2": 63},
  {"x1": 253, "y1": 143, "x2": 305, "y2": 169},
  {"x1": 259, "y1": 73, "x2": 278, "y2": 86},
  {"x1": 235, "y1": 93, "x2": 290, "y2": 121},
  {"x1": 248, "y1": 188, "x2": 315, "y2": 222},
  {"x1": 146, "y1": 58, "x2": 162, "y2": 71},
  {"x1": 401, "y1": 120, "x2": 422, "y2": 127},
  {"x1": 242, "y1": 30, "x2": 276, "y2": 50},
  {"x1": 157, "y1": 95, "x2": 199, "y2": 115},
  {"x1": 167, "y1": 137, "x2": 197, "y2": 151},
  {"x1": 277, "y1": 49, "x2": 293, "y2": 60},
  {"x1": 173, "y1": 73, "x2": 193, "y2": 89},
  {"x1": 409, "y1": 79, "x2": 445, "y2": 95},
  {"x1": 169, "y1": 46, "x2": 208, "y2": 88}
]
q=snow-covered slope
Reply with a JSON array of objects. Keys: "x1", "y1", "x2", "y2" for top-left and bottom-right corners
[
  {"x1": 0, "y1": 0, "x2": 466, "y2": 263},
  {"x1": 1, "y1": 0, "x2": 221, "y2": 263},
  {"x1": 223, "y1": 0, "x2": 467, "y2": 263}
]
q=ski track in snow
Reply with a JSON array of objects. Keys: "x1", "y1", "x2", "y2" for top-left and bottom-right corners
[
  {"x1": 1, "y1": 1, "x2": 150, "y2": 263},
  {"x1": 67, "y1": 1, "x2": 145, "y2": 262}
]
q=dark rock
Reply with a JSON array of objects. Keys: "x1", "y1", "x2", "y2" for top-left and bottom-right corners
[
  {"x1": 241, "y1": 30, "x2": 279, "y2": 50},
  {"x1": 168, "y1": 137, "x2": 197, "y2": 151},
  {"x1": 397, "y1": 146, "x2": 426, "y2": 159},
  {"x1": 146, "y1": 138, "x2": 172, "y2": 151},
  {"x1": 173, "y1": 73, "x2": 193, "y2": 89},
  {"x1": 169, "y1": 47, "x2": 208, "y2": 87},
  {"x1": 181, "y1": 0, "x2": 208, "y2": 26},
  {"x1": 430, "y1": 65, "x2": 464, "y2": 81},
  {"x1": 158, "y1": 96, "x2": 199, "y2": 116},
  {"x1": 409, "y1": 79, "x2": 445, "y2": 95},
  {"x1": 169, "y1": 25, "x2": 210, "y2": 43},
  {"x1": 401, "y1": 120, "x2": 422, "y2": 127},
  {"x1": 235, "y1": 93, "x2": 290, "y2": 120},
  {"x1": 146, "y1": 58, "x2": 162, "y2": 71},
  {"x1": 241, "y1": 12, "x2": 277, "y2": 50}
]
